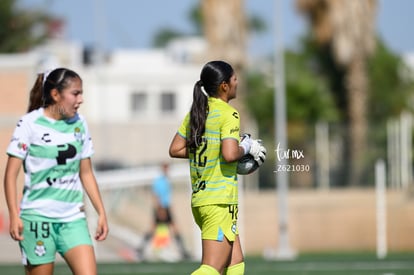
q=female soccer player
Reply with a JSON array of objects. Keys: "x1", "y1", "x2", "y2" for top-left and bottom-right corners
[
  {"x1": 169, "y1": 61, "x2": 265, "y2": 275},
  {"x1": 4, "y1": 68, "x2": 108, "y2": 275}
]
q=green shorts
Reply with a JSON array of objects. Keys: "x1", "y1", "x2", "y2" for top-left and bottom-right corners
[
  {"x1": 192, "y1": 204, "x2": 239, "y2": 242},
  {"x1": 19, "y1": 218, "x2": 93, "y2": 265}
]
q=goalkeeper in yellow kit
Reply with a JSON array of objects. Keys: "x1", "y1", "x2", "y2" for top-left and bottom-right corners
[{"x1": 169, "y1": 61, "x2": 266, "y2": 275}]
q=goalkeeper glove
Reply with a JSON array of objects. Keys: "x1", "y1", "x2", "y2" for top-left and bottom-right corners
[
  {"x1": 239, "y1": 134, "x2": 252, "y2": 155},
  {"x1": 249, "y1": 139, "x2": 266, "y2": 166}
]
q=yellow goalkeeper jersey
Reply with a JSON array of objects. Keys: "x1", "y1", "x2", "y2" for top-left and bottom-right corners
[{"x1": 177, "y1": 97, "x2": 241, "y2": 207}]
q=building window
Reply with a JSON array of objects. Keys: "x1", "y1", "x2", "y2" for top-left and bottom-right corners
[
  {"x1": 160, "y1": 92, "x2": 175, "y2": 112},
  {"x1": 131, "y1": 92, "x2": 147, "y2": 113}
]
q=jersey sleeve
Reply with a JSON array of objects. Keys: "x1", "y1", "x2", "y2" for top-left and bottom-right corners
[
  {"x1": 6, "y1": 117, "x2": 31, "y2": 160},
  {"x1": 221, "y1": 109, "x2": 241, "y2": 142},
  {"x1": 177, "y1": 113, "x2": 190, "y2": 139},
  {"x1": 80, "y1": 117, "x2": 94, "y2": 159}
]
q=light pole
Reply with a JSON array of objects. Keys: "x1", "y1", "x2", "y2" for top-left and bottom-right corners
[{"x1": 272, "y1": 0, "x2": 295, "y2": 260}]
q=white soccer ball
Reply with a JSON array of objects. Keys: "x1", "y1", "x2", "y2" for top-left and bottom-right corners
[{"x1": 237, "y1": 154, "x2": 260, "y2": 175}]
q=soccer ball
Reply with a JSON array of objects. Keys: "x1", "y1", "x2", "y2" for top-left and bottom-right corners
[{"x1": 237, "y1": 154, "x2": 260, "y2": 175}]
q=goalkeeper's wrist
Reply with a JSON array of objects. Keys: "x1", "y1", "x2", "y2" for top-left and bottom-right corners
[{"x1": 239, "y1": 143, "x2": 250, "y2": 155}]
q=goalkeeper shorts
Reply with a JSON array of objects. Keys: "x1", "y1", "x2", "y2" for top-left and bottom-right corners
[{"x1": 192, "y1": 204, "x2": 238, "y2": 242}]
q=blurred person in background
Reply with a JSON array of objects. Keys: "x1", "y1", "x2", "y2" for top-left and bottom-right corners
[
  {"x1": 169, "y1": 60, "x2": 266, "y2": 275},
  {"x1": 136, "y1": 162, "x2": 190, "y2": 261},
  {"x1": 3, "y1": 68, "x2": 108, "y2": 275}
]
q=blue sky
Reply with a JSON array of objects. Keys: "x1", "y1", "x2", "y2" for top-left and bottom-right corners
[{"x1": 19, "y1": 0, "x2": 413, "y2": 56}]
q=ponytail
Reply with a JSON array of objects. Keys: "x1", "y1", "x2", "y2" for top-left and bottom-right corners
[
  {"x1": 27, "y1": 74, "x2": 45, "y2": 112},
  {"x1": 188, "y1": 80, "x2": 209, "y2": 149},
  {"x1": 188, "y1": 61, "x2": 234, "y2": 149}
]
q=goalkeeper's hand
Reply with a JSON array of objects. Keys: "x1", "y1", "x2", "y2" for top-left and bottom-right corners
[
  {"x1": 239, "y1": 134, "x2": 252, "y2": 155},
  {"x1": 249, "y1": 139, "x2": 266, "y2": 166}
]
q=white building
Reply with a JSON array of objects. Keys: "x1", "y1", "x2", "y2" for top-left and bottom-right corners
[
  {"x1": 80, "y1": 38, "x2": 208, "y2": 167},
  {"x1": 81, "y1": 44, "x2": 206, "y2": 167}
]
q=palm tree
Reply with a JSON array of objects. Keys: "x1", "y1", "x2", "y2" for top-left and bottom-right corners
[
  {"x1": 201, "y1": 0, "x2": 254, "y2": 131},
  {"x1": 297, "y1": 0, "x2": 377, "y2": 186},
  {"x1": 200, "y1": 0, "x2": 247, "y2": 70}
]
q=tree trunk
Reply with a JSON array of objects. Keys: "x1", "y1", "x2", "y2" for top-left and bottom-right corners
[
  {"x1": 346, "y1": 57, "x2": 368, "y2": 185},
  {"x1": 201, "y1": 0, "x2": 247, "y2": 70},
  {"x1": 297, "y1": 0, "x2": 377, "y2": 186},
  {"x1": 201, "y1": 0, "x2": 249, "y2": 129}
]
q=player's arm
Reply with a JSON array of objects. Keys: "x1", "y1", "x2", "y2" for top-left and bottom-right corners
[
  {"x1": 169, "y1": 133, "x2": 188, "y2": 158},
  {"x1": 222, "y1": 138, "x2": 245, "y2": 163},
  {"x1": 80, "y1": 158, "x2": 109, "y2": 241},
  {"x1": 221, "y1": 109, "x2": 247, "y2": 162},
  {"x1": 4, "y1": 156, "x2": 24, "y2": 241}
]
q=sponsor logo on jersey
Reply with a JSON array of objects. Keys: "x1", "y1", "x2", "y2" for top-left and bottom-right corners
[
  {"x1": 46, "y1": 177, "x2": 57, "y2": 186},
  {"x1": 56, "y1": 144, "x2": 77, "y2": 165},
  {"x1": 41, "y1": 133, "x2": 51, "y2": 143},
  {"x1": 230, "y1": 126, "x2": 240, "y2": 135},
  {"x1": 47, "y1": 175, "x2": 77, "y2": 186}
]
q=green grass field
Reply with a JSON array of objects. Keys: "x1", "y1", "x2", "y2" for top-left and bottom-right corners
[{"x1": 1, "y1": 252, "x2": 414, "y2": 275}]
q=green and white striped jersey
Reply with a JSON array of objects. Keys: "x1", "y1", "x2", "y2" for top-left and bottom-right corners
[{"x1": 6, "y1": 108, "x2": 94, "y2": 222}]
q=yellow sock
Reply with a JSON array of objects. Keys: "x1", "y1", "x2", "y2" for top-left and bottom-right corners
[
  {"x1": 224, "y1": 262, "x2": 245, "y2": 275},
  {"x1": 191, "y1": 264, "x2": 220, "y2": 275}
]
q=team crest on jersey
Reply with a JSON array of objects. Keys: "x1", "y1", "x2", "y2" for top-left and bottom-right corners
[
  {"x1": 231, "y1": 222, "x2": 237, "y2": 234},
  {"x1": 74, "y1": 127, "x2": 84, "y2": 144},
  {"x1": 34, "y1": 240, "x2": 46, "y2": 256}
]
